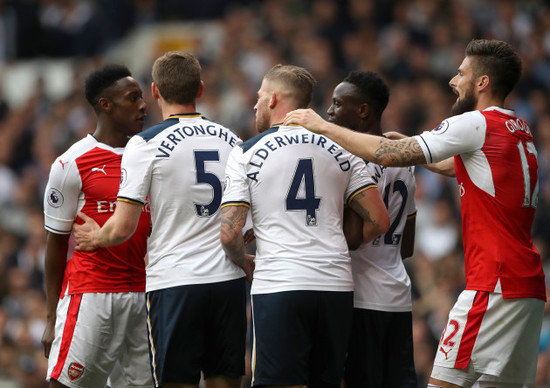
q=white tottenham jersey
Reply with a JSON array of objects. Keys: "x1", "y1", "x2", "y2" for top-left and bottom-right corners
[
  {"x1": 118, "y1": 114, "x2": 245, "y2": 292},
  {"x1": 221, "y1": 124, "x2": 377, "y2": 295},
  {"x1": 351, "y1": 164, "x2": 417, "y2": 311}
]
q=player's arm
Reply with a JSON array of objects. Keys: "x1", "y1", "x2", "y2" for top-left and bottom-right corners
[
  {"x1": 343, "y1": 206, "x2": 363, "y2": 250},
  {"x1": 385, "y1": 130, "x2": 456, "y2": 176},
  {"x1": 283, "y1": 109, "x2": 427, "y2": 167},
  {"x1": 220, "y1": 205, "x2": 255, "y2": 283},
  {"x1": 424, "y1": 158, "x2": 456, "y2": 177},
  {"x1": 42, "y1": 231, "x2": 70, "y2": 358},
  {"x1": 401, "y1": 213, "x2": 416, "y2": 259},
  {"x1": 73, "y1": 201, "x2": 142, "y2": 251},
  {"x1": 349, "y1": 187, "x2": 390, "y2": 243}
]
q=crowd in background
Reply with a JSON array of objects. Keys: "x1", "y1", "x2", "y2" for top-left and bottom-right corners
[{"x1": 0, "y1": 0, "x2": 549, "y2": 387}]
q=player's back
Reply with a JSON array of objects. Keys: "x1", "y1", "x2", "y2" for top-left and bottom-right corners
[
  {"x1": 119, "y1": 114, "x2": 244, "y2": 291},
  {"x1": 225, "y1": 124, "x2": 375, "y2": 294}
]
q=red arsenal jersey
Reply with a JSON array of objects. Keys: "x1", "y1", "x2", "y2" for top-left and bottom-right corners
[
  {"x1": 415, "y1": 107, "x2": 545, "y2": 300},
  {"x1": 44, "y1": 135, "x2": 150, "y2": 295}
]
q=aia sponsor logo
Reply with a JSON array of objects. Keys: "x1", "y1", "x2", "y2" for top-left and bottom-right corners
[{"x1": 68, "y1": 362, "x2": 84, "y2": 381}]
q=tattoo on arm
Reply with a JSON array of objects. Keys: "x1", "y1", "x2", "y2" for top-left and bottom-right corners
[
  {"x1": 374, "y1": 138, "x2": 426, "y2": 167},
  {"x1": 220, "y1": 206, "x2": 248, "y2": 266},
  {"x1": 350, "y1": 191, "x2": 377, "y2": 226}
]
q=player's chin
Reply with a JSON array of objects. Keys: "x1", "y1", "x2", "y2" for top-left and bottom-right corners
[{"x1": 132, "y1": 120, "x2": 145, "y2": 133}]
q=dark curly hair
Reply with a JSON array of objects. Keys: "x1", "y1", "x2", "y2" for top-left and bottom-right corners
[
  {"x1": 343, "y1": 71, "x2": 389, "y2": 119},
  {"x1": 84, "y1": 64, "x2": 132, "y2": 110}
]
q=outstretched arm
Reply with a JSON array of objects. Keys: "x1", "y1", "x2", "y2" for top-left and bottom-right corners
[
  {"x1": 73, "y1": 201, "x2": 143, "y2": 251},
  {"x1": 284, "y1": 109, "x2": 427, "y2": 167},
  {"x1": 220, "y1": 205, "x2": 255, "y2": 283},
  {"x1": 384, "y1": 130, "x2": 455, "y2": 176},
  {"x1": 424, "y1": 158, "x2": 456, "y2": 177}
]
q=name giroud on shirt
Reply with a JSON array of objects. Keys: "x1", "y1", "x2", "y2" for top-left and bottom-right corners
[
  {"x1": 155, "y1": 124, "x2": 239, "y2": 158},
  {"x1": 246, "y1": 132, "x2": 351, "y2": 182}
]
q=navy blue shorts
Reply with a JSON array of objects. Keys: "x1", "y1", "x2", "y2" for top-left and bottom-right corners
[
  {"x1": 344, "y1": 308, "x2": 417, "y2": 387},
  {"x1": 146, "y1": 278, "x2": 247, "y2": 386},
  {"x1": 251, "y1": 290, "x2": 353, "y2": 387}
]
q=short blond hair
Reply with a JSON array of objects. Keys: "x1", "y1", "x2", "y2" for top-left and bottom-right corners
[{"x1": 264, "y1": 64, "x2": 316, "y2": 108}]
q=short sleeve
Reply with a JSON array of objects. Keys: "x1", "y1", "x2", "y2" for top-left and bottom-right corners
[
  {"x1": 221, "y1": 146, "x2": 251, "y2": 207},
  {"x1": 414, "y1": 111, "x2": 487, "y2": 163},
  {"x1": 118, "y1": 135, "x2": 153, "y2": 205},
  {"x1": 43, "y1": 158, "x2": 82, "y2": 234},
  {"x1": 345, "y1": 155, "x2": 377, "y2": 205}
]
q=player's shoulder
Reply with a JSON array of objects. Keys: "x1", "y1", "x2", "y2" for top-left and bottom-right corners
[
  {"x1": 199, "y1": 115, "x2": 242, "y2": 139},
  {"x1": 239, "y1": 126, "x2": 280, "y2": 153},
  {"x1": 137, "y1": 118, "x2": 177, "y2": 142},
  {"x1": 137, "y1": 114, "x2": 241, "y2": 143},
  {"x1": 440, "y1": 110, "x2": 484, "y2": 129},
  {"x1": 52, "y1": 134, "x2": 98, "y2": 169}
]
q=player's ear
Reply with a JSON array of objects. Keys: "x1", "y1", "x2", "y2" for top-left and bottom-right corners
[
  {"x1": 196, "y1": 80, "x2": 204, "y2": 98},
  {"x1": 358, "y1": 103, "x2": 369, "y2": 119},
  {"x1": 98, "y1": 97, "x2": 111, "y2": 113},
  {"x1": 269, "y1": 92, "x2": 277, "y2": 109},
  {"x1": 477, "y1": 75, "x2": 490, "y2": 93},
  {"x1": 151, "y1": 82, "x2": 160, "y2": 100}
]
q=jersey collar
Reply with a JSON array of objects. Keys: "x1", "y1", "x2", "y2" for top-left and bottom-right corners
[{"x1": 168, "y1": 113, "x2": 202, "y2": 119}]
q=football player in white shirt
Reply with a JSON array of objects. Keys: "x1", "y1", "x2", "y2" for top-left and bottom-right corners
[
  {"x1": 284, "y1": 40, "x2": 545, "y2": 388},
  {"x1": 325, "y1": 70, "x2": 418, "y2": 387},
  {"x1": 74, "y1": 52, "x2": 247, "y2": 388},
  {"x1": 220, "y1": 64, "x2": 389, "y2": 388}
]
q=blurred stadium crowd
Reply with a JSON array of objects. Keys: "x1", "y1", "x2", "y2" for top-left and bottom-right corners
[{"x1": 0, "y1": 0, "x2": 549, "y2": 387}]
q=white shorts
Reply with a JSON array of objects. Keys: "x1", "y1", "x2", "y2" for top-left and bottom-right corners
[
  {"x1": 47, "y1": 292, "x2": 153, "y2": 388},
  {"x1": 431, "y1": 290, "x2": 544, "y2": 387}
]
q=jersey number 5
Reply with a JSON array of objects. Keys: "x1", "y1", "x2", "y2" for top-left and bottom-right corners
[
  {"x1": 286, "y1": 159, "x2": 321, "y2": 226},
  {"x1": 194, "y1": 150, "x2": 222, "y2": 217}
]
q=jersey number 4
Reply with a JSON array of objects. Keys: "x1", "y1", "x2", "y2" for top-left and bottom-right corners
[{"x1": 286, "y1": 159, "x2": 321, "y2": 226}]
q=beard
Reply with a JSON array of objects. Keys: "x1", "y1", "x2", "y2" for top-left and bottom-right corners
[
  {"x1": 451, "y1": 84, "x2": 477, "y2": 116},
  {"x1": 255, "y1": 105, "x2": 271, "y2": 133}
]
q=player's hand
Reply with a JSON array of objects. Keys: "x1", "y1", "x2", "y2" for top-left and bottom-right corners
[
  {"x1": 73, "y1": 212, "x2": 100, "y2": 251},
  {"x1": 383, "y1": 131, "x2": 407, "y2": 140},
  {"x1": 242, "y1": 253, "x2": 255, "y2": 284},
  {"x1": 41, "y1": 318, "x2": 55, "y2": 358},
  {"x1": 243, "y1": 228, "x2": 255, "y2": 246},
  {"x1": 283, "y1": 108, "x2": 326, "y2": 134}
]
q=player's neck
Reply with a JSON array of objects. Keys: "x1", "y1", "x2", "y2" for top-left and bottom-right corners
[
  {"x1": 92, "y1": 125, "x2": 128, "y2": 148},
  {"x1": 160, "y1": 102, "x2": 197, "y2": 120},
  {"x1": 356, "y1": 119, "x2": 381, "y2": 136},
  {"x1": 475, "y1": 93, "x2": 504, "y2": 112}
]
